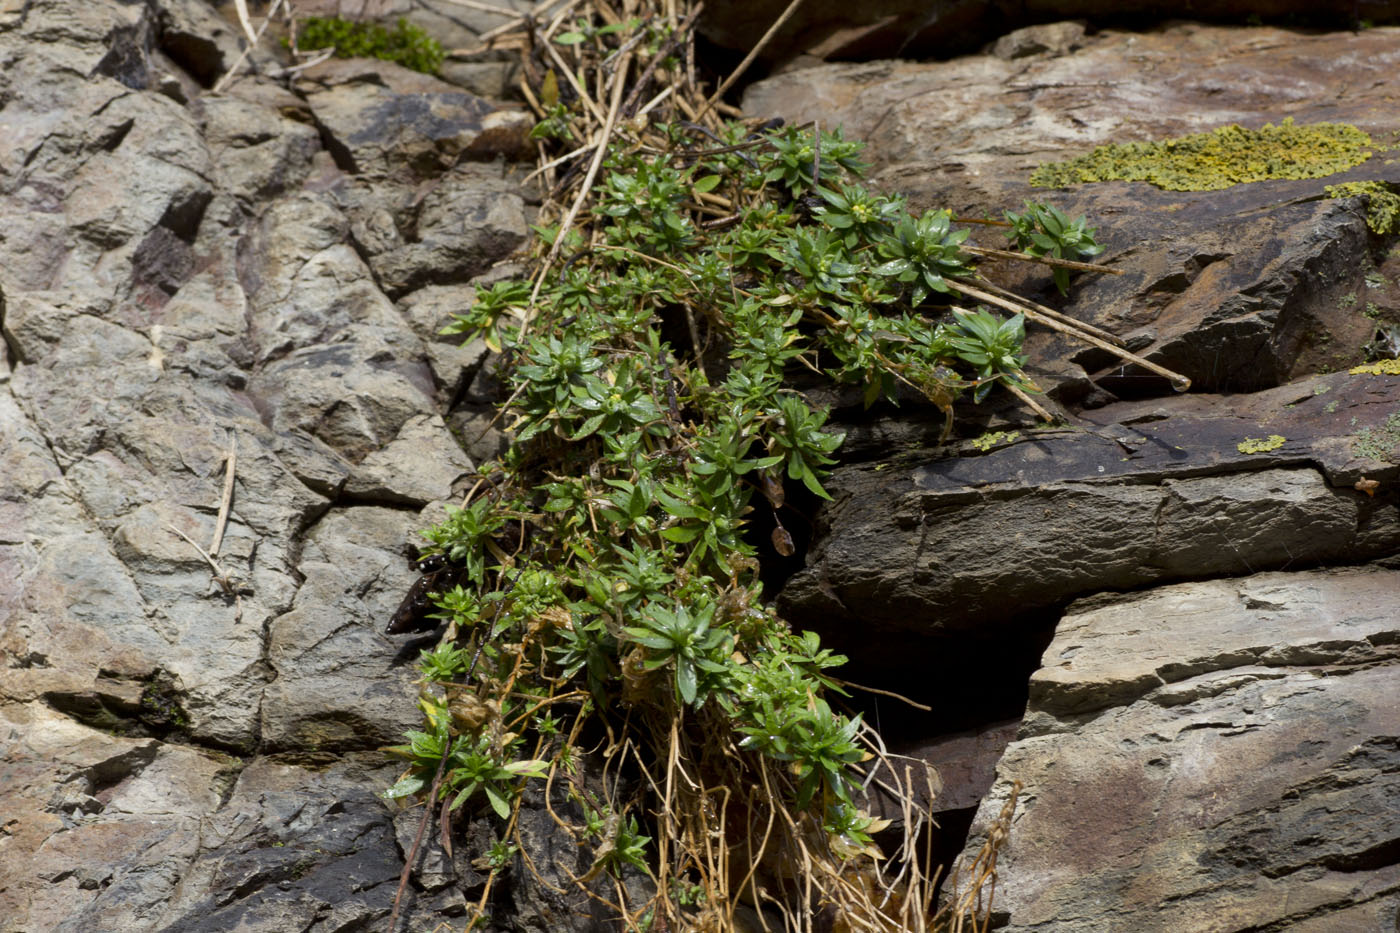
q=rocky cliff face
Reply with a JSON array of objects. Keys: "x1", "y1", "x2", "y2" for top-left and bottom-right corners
[
  {"x1": 1, "y1": 3, "x2": 1397, "y2": 932},
  {"x1": 0, "y1": 1, "x2": 530, "y2": 929}
]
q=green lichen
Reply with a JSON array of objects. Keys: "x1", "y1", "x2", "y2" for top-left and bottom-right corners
[
  {"x1": 1350, "y1": 359, "x2": 1400, "y2": 375},
  {"x1": 292, "y1": 17, "x2": 444, "y2": 74},
  {"x1": 1324, "y1": 181, "x2": 1400, "y2": 234},
  {"x1": 1353, "y1": 411, "x2": 1400, "y2": 461},
  {"x1": 970, "y1": 429, "x2": 1020, "y2": 451},
  {"x1": 1237, "y1": 434, "x2": 1287, "y2": 454},
  {"x1": 1031, "y1": 118, "x2": 1373, "y2": 191},
  {"x1": 1325, "y1": 400, "x2": 1339, "y2": 413}
]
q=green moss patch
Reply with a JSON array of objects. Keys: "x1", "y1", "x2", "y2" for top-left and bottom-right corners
[
  {"x1": 1325, "y1": 181, "x2": 1400, "y2": 234},
  {"x1": 1031, "y1": 118, "x2": 1373, "y2": 191},
  {"x1": 293, "y1": 17, "x2": 444, "y2": 74},
  {"x1": 970, "y1": 429, "x2": 1020, "y2": 451}
]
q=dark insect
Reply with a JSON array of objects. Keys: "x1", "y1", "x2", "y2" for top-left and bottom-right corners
[{"x1": 386, "y1": 551, "x2": 456, "y2": 636}]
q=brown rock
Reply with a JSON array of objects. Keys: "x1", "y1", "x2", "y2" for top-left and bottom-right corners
[
  {"x1": 747, "y1": 25, "x2": 1400, "y2": 394},
  {"x1": 955, "y1": 567, "x2": 1400, "y2": 932}
]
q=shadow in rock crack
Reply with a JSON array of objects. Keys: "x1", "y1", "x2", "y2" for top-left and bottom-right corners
[{"x1": 778, "y1": 603, "x2": 1060, "y2": 899}]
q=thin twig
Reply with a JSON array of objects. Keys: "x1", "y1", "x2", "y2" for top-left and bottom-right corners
[
  {"x1": 946, "y1": 278, "x2": 1192, "y2": 390},
  {"x1": 166, "y1": 522, "x2": 248, "y2": 622},
  {"x1": 542, "y1": 26, "x2": 608, "y2": 123},
  {"x1": 522, "y1": 49, "x2": 633, "y2": 335},
  {"x1": 972, "y1": 278, "x2": 1127, "y2": 347},
  {"x1": 1005, "y1": 378, "x2": 1054, "y2": 422},
  {"x1": 213, "y1": 0, "x2": 287, "y2": 94},
  {"x1": 964, "y1": 244, "x2": 1125, "y2": 275},
  {"x1": 695, "y1": 0, "x2": 809, "y2": 121},
  {"x1": 832, "y1": 678, "x2": 933, "y2": 711},
  {"x1": 209, "y1": 429, "x2": 236, "y2": 559}
]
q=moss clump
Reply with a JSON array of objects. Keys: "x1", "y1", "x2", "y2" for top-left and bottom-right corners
[
  {"x1": 1237, "y1": 434, "x2": 1287, "y2": 454},
  {"x1": 1325, "y1": 181, "x2": 1400, "y2": 234},
  {"x1": 1031, "y1": 118, "x2": 1373, "y2": 191},
  {"x1": 294, "y1": 17, "x2": 444, "y2": 74},
  {"x1": 970, "y1": 429, "x2": 1020, "y2": 451},
  {"x1": 1351, "y1": 359, "x2": 1400, "y2": 375}
]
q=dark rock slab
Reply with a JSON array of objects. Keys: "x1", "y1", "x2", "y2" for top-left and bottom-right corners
[
  {"x1": 705, "y1": 0, "x2": 1400, "y2": 64},
  {"x1": 780, "y1": 373, "x2": 1400, "y2": 654},
  {"x1": 151, "y1": 753, "x2": 407, "y2": 933}
]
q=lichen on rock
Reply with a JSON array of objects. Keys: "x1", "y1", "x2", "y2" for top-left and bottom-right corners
[
  {"x1": 1237, "y1": 434, "x2": 1287, "y2": 454},
  {"x1": 1326, "y1": 180, "x2": 1400, "y2": 234},
  {"x1": 1031, "y1": 117, "x2": 1373, "y2": 191},
  {"x1": 1351, "y1": 359, "x2": 1400, "y2": 375}
]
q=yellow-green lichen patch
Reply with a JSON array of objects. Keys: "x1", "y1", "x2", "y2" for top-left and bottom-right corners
[
  {"x1": 1325, "y1": 181, "x2": 1400, "y2": 234},
  {"x1": 1031, "y1": 118, "x2": 1373, "y2": 191},
  {"x1": 1237, "y1": 434, "x2": 1287, "y2": 454},
  {"x1": 1350, "y1": 359, "x2": 1400, "y2": 375},
  {"x1": 970, "y1": 430, "x2": 1020, "y2": 451}
]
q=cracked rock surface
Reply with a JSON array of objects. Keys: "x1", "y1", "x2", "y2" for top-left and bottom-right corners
[{"x1": 0, "y1": 1, "x2": 527, "y2": 930}]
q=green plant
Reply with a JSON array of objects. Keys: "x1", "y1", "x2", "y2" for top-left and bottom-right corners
[
  {"x1": 384, "y1": 699, "x2": 549, "y2": 819},
  {"x1": 949, "y1": 308, "x2": 1030, "y2": 402},
  {"x1": 395, "y1": 119, "x2": 1024, "y2": 895},
  {"x1": 384, "y1": 15, "x2": 1161, "y2": 926},
  {"x1": 1003, "y1": 201, "x2": 1105, "y2": 293},
  {"x1": 485, "y1": 840, "x2": 518, "y2": 870},
  {"x1": 758, "y1": 125, "x2": 868, "y2": 194},
  {"x1": 873, "y1": 209, "x2": 974, "y2": 304},
  {"x1": 292, "y1": 16, "x2": 444, "y2": 74}
]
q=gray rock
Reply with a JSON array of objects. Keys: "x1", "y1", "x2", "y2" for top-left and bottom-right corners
[
  {"x1": 153, "y1": 0, "x2": 245, "y2": 87},
  {"x1": 397, "y1": 283, "x2": 493, "y2": 399},
  {"x1": 260, "y1": 507, "x2": 428, "y2": 753},
  {"x1": 991, "y1": 21, "x2": 1085, "y2": 59},
  {"x1": 0, "y1": 2, "x2": 525, "y2": 929},
  {"x1": 345, "y1": 413, "x2": 474, "y2": 504},
  {"x1": 300, "y1": 57, "x2": 533, "y2": 181},
  {"x1": 197, "y1": 84, "x2": 321, "y2": 203},
  {"x1": 0, "y1": 703, "x2": 229, "y2": 932},
  {"x1": 364, "y1": 163, "x2": 530, "y2": 297}
]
